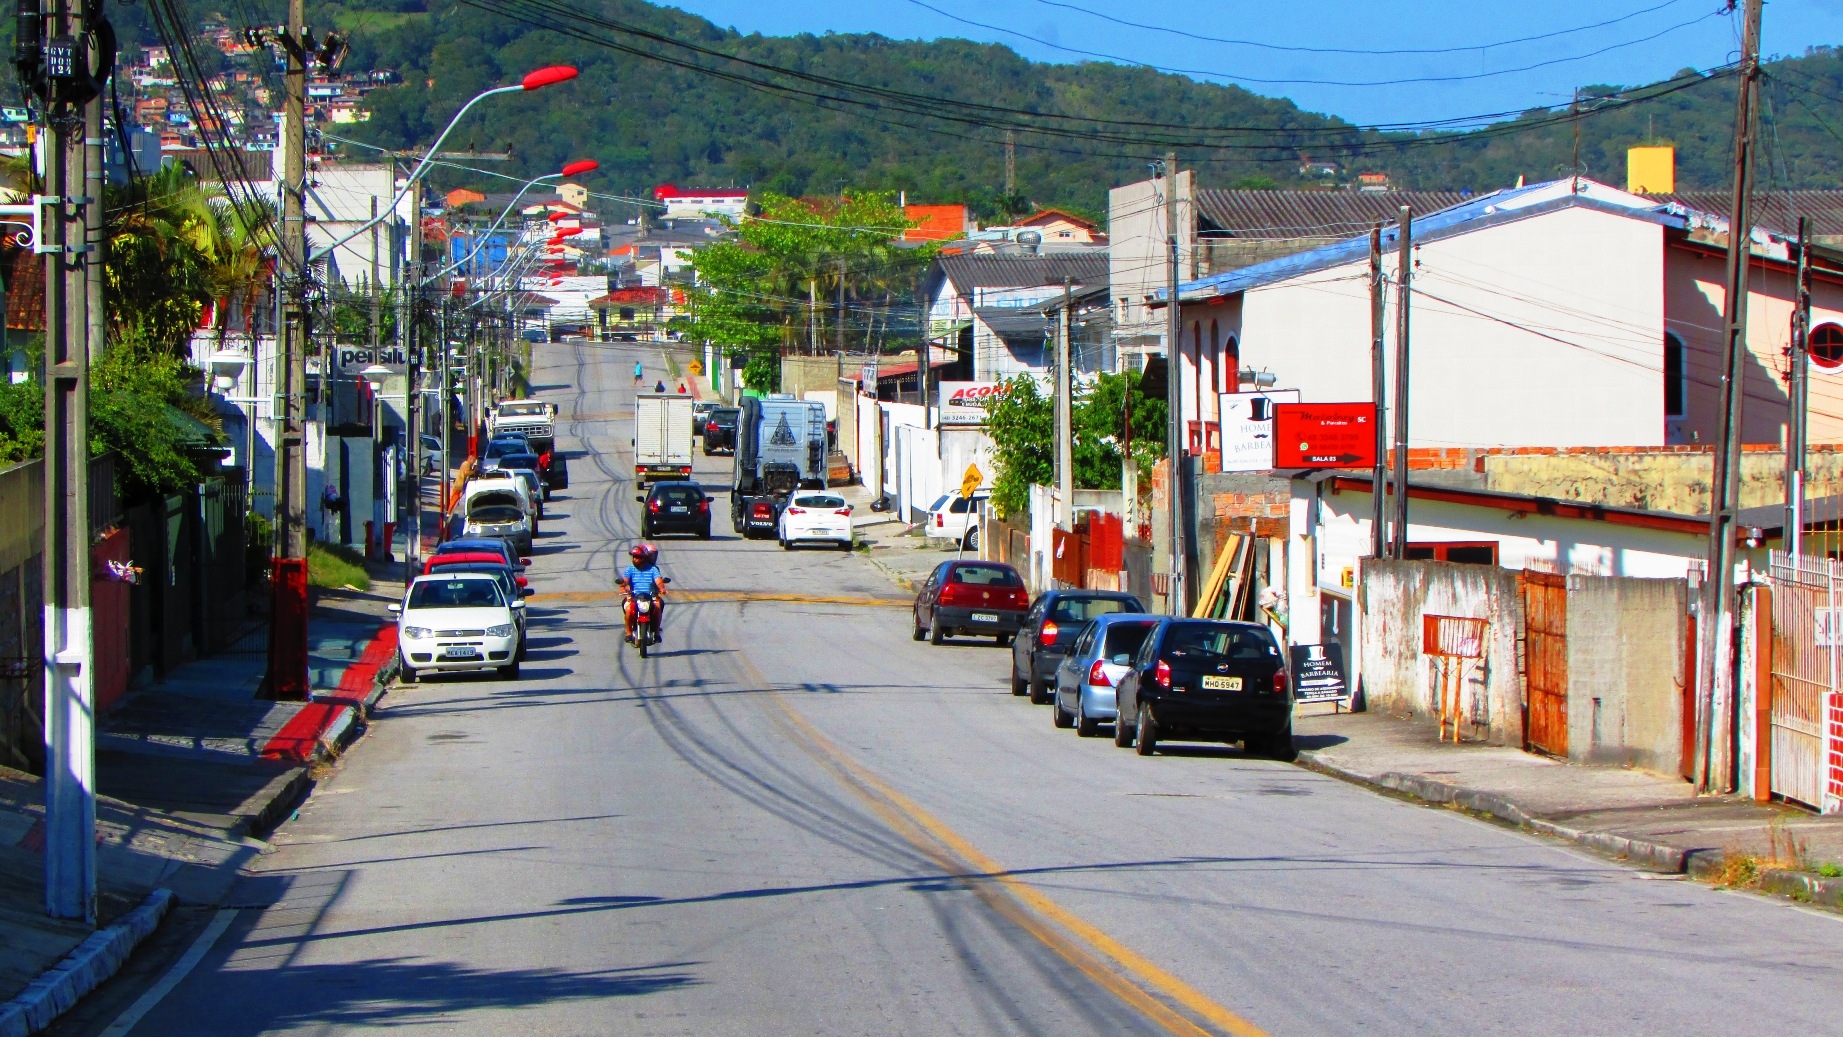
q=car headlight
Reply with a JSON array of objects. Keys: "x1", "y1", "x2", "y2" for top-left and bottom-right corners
[
  {"x1": 402, "y1": 626, "x2": 431, "y2": 640},
  {"x1": 485, "y1": 624, "x2": 515, "y2": 638}
]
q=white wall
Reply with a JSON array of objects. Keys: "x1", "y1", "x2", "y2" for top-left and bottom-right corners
[
  {"x1": 1190, "y1": 205, "x2": 1670, "y2": 449},
  {"x1": 1108, "y1": 172, "x2": 1195, "y2": 361},
  {"x1": 290, "y1": 165, "x2": 413, "y2": 290}
]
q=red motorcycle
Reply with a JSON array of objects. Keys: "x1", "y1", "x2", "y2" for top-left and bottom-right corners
[{"x1": 624, "y1": 579, "x2": 669, "y2": 658}]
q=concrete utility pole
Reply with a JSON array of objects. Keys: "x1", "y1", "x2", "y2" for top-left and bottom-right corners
[
  {"x1": 1163, "y1": 152, "x2": 1186, "y2": 614},
  {"x1": 266, "y1": 0, "x2": 311, "y2": 699},
  {"x1": 1786, "y1": 216, "x2": 1810, "y2": 558},
  {"x1": 836, "y1": 259, "x2": 845, "y2": 356},
  {"x1": 1389, "y1": 205, "x2": 1413, "y2": 560},
  {"x1": 1369, "y1": 224, "x2": 1387, "y2": 558},
  {"x1": 1005, "y1": 130, "x2": 1016, "y2": 199},
  {"x1": 34, "y1": 0, "x2": 106, "y2": 921},
  {"x1": 404, "y1": 177, "x2": 422, "y2": 584},
  {"x1": 1697, "y1": 0, "x2": 1763, "y2": 793},
  {"x1": 1056, "y1": 277, "x2": 1073, "y2": 530},
  {"x1": 808, "y1": 277, "x2": 819, "y2": 356}
]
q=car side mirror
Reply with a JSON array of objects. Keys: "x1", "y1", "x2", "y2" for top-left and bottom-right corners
[
  {"x1": 636, "y1": 493, "x2": 646, "y2": 503},
  {"x1": 387, "y1": 603, "x2": 402, "y2": 613},
  {"x1": 521, "y1": 587, "x2": 535, "y2": 597},
  {"x1": 510, "y1": 598, "x2": 526, "y2": 609}
]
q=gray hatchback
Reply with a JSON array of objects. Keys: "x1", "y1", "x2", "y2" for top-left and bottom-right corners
[{"x1": 1051, "y1": 614, "x2": 1161, "y2": 737}]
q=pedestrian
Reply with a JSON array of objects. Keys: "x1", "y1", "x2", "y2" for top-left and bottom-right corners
[
  {"x1": 676, "y1": 382, "x2": 686, "y2": 394},
  {"x1": 654, "y1": 380, "x2": 666, "y2": 393},
  {"x1": 633, "y1": 361, "x2": 643, "y2": 386}
]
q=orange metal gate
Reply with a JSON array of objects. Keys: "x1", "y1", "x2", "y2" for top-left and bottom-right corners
[
  {"x1": 1768, "y1": 551, "x2": 1831, "y2": 808},
  {"x1": 1521, "y1": 571, "x2": 1568, "y2": 757}
]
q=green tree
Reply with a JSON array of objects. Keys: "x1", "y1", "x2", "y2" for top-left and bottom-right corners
[
  {"x1": 984, "y1": 375, "x2": 1052, "y2": 519},
  {"x1": 985, "y1": 370, "x2": 1168, "y2": 519}
]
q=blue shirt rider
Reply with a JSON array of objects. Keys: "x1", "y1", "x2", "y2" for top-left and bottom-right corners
[{"x1": 617, "y1": 543, "x2": 668, "y2": 640}]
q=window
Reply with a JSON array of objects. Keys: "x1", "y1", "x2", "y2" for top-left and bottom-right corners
[
  {"x1": 1160, "y1": 622, "x2": 1281, "y2": 662},
  {"x1": 1403, "y1": 542, "x2": 1499, "y2": 565},
  {"x1": 949, "y1": 564, "x2": 1022, "y2": 587},
  {"x1": 1813, "y1": 324, "x2": 1843, "y2": 369},
  {"x1": 1049, "y1": 597, "x2": 1137, "y2": 622},
  {"x1": 409, "y1": 578, "x2": 503, "y2": 609},
  {"x1": 1102, "y1": 622, "x2": 1156, "y2": 663},
  {"x1": 1664, "y1": 332, "x2": 1687, "y2": 417}
]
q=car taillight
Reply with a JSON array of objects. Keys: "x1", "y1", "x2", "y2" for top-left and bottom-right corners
[
  {"x1": 1155, "y1": 660, "x2": 1172, "y2": 689},
  {"x1": 1010, "y1": 589, "x2": 1030, "y2": 608},
  {"x1": 754, "y1": 503, "x2": 771, "y2": 517},
  {"x1": 840, "y1": 506, "x2": 852, "y2": 515},
  {"x1": 939, "y1": 584, "x2": 971, "y2": 607},
  {"x1": 679, "y1": 466, "x2": 691, "y2": 475},
  {"x1": 699, "y1": 499, "x2": 710, "y2": 512},
  {"x1": 1272, "y1": 669, "x2": 1289, "y2": 694},
  {"x1": 1040, "y1": 621, "x2": 1059, "y2": 645},
  {"x1": 1087, "y1": 660, "x2": 1113, "y2": 687},
  {"x1": 934, "y1": 513, "x2": 943, "y2": 527},
  {"x1": 648, "y1": 499, "x2": 661, "y2": 513},
  {"x1": 787, "y1": 506, "x2": 805, "y2": 515}
]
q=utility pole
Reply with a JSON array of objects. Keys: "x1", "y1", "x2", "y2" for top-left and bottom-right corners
[
  {"x1": 1698, "y1": 0, "x2": 1763, "y2": 794},
  {"x1": 808, "y1": 277, "x2": 819, "y2": 356},
  {"x1": 1056, "y1": 277, "x2": 1073, "y2": 530},
  {"x1": 1786, "y1": 216, "x2": 1811, "y2": 558},
  {"x1": 1369, "y1": 224, "x2": 1387, "y2": 558},
  {"x1": 266, "y1": 0, "x2": 310, "y2": 699},
  {"x1": 836, "y1": 259, "x2": 845, "y2": 356},
  {"x1": 1390, "y1": 205, "x2": 1412, "y2": 559},
  {"x1": 31, "y1": 0, "x2": 105, "y2": 921},
  {"x1": 1005, "y1": 130, "x2": 1016, "y2": 199},
  {"x1": 1163, "y1": 151, "x2": 1186, "y2": 614},
  {"x1": 404, "y1": 177, "x2": 422, "y2": 584}
]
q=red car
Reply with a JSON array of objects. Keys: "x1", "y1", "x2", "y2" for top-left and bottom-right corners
[
  {"x1": 911, "y1": 560, "x2": 1030, "y2": 646},
  {"x1": 426, "y1": 553, "x2": 529, "y2": 588}
]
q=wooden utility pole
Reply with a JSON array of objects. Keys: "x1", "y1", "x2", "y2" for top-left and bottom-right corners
[
  {"x1": 1389, "y1": 205, "x2": 1412, "y2": 559},
  {"x1": 266, "y1": 0, "x2": 311, "y2": 698},
  {"x1": 1786, "y1": 216, "x2": 1810, "y2": 558},
  {"x1": 1369, "y1": 224, "x2": 1388, "y2": 558},
  {"x1": 1056, "y1": 277, "x2": 1073, "y2": 530},
  {"x1": 1163, "y1": 152, "x2": 1186, "y2": 613},
  {"x1": 1698, "y1": 0, "x2": 1764, "y2": 793}
]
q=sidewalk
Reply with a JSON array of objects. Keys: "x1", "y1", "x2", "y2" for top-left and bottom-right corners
[
  {"x1": 845, "y1": 482, "x2": 958, "y2": 592},
  {"x1": 0, "y1": 576, "x2": 400, "y2": 1033},
  {"x1": 1296, "y1": 707, "x2": 1843, "y2": 905}
]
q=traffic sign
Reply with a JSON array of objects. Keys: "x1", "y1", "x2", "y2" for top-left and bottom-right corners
[
  {"x1": 1272, "y1": 403, "x2": 1377, "y2": 467},
  {"x1": 961, "y1": 463, "x2": 983, "y2": 498}
]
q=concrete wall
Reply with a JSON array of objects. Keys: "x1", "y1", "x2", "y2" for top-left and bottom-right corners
[
  {"x1": 1480, "y1": 446, "x2": 1843, "y2": 515},
  {"x1": 1108, "y1": 172, "x2": 1196, "y2": 360},
  {"x1": 0, "y1": 460, "x2": 44, "y2": 575},
  {"x1": 1564, "y1": 575, "x2": 1687, "y2": 775},
  {"x1": 1357, "y1": 558, "x2": 1524, "y2": 745},
  {"x1": 779, "y1": 355, "x2": 841, "y2": 402}
]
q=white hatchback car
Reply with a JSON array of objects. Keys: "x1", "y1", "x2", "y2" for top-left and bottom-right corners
[
  {"x1": 778, "y1": 492, "x2": 854, "y2": 550},
  {"x1": 392, "y1": 573, "x2": 525, "y2": 682}
]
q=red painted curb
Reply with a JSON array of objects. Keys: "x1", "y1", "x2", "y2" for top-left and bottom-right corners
[
  {"x1": 329, "y1": 624, "x2": 398, "y2": 706},
  {"x1": 257, "y1": 621, "x2": 395, "y2": 761}
]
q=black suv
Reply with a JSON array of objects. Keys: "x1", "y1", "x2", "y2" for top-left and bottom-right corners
[
  {"x1": 1113, "y1": 619, "x2": 1293, "y2": 759},
  {"x1": 641, "y1": 481, "x2": 713, "y2": 539},
  {"x1": 703, "y1": 408, "x2": 739, "y2": 455}
]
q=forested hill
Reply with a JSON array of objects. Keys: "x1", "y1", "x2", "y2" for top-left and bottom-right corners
[{"x1": 317, "y1": 0, "x2": 1843, "y2": 216}]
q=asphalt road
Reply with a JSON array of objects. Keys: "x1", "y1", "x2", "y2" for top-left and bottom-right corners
[{"x1": 77, "y1": 339, "x2": 1843, "y2": 1036}]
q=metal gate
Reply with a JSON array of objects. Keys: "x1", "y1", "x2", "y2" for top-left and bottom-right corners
[
  {"x1": 1521, "y1": 571, "x2": 1568, "y2": 757},
  {"x1": 1767, "y1": 550, "x2": 1834, "y2": 808}
]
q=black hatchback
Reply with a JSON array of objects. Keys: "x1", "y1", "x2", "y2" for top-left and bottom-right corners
[
  {"x1": 703, "y1": 408, "x2": 739, "y2": 455},
  {"x1": 641, "y1": 481, "x2": 712, "y2": 539},
  {"x1": 1113, "y1": 619, "x2": 1293, "y2": 759},
  {"x1": 1011, "y1": 590, "x2": 1145, "y2": 703}
]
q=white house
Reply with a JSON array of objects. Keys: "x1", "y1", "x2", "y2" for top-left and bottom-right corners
[
  {"x1": 1162, "y1": 177, "x2": 1843, "y2": 460},
  {"x1": 276, "y1": 163, "x2": 416, "y2": 290},
  {"x1": 919, "y1": 250, "x2": 1108, "y2": 382},
  {"x1": 653, "y1": 184, "x2": 748, "y2": 220}
]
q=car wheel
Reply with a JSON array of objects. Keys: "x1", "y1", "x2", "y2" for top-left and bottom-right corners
[
  {"x1": 700, "y1": 524, "x2": 711, "y2": 540},
  {"x1": 1028, "y1": 678, "x2": 1052, "y2": 706},
  {"x1": 963, "y1": 526, "x2": 979, "y2": 551},
  {"x1": 499, "y1": 660, "x2": 521, "y2": 680},
  {"x1": 913, "y1": 612, "x2": 927, "y2": 641},
  {"x1": 398, "y1": 655, "x2": 417, "y2": 684},
  {"x1": 1076, "y1": 697, "x2": 1100, "y2": 738},
  {"x1": 515, "y1": 639, "x2": 526, "y2": 662},
  {"x1": 1010, "y1": 671, "x2": 1028, "y2": 695},
  {"x1": 928, "y1": 615, "x2": 945, "y2": 645},
  {"x1": 1134, "y1": 702, "x2": 1159, "y2": 756},
  {"x1": 1250, "y1": 726, "x2": 1296, "y2": 761},
  {"x1": 1052, "y1": 695, "x2": 1074, "y2": 728},
  {"x1": 996, "y1": 632, "x2": 1013, "y2": 647},
  {"x1": 1113, "y1": 703, "x2": 1135, "y2": 748}
]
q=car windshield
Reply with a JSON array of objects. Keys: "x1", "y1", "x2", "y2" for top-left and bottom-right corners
[
  {"x1": 1162, "y1": 623, "x2": 1279, "y2": 664},
  {"x1": 949, "y1": 564, "x2": 1021, "y2": 587},
  {"x1": 484, "y1": 441, "x2": 520, "y2": 458},
  {"x1": 1102, "y1": 622, "x2": 1156, "y2": 663},
  {"x1": 500, "y1": 454, "x2": 540, "y2": 468},
  {"x1": 408, "y1": 579, "x2": 503, "y2": 609},
  {"x1": 438, "y1": 542, "x2": 508, "y2": 560},
  {"x1": 1051, "y1": 597, "x2": 1137, "y2": 623},
  {"x1": 656, "y1": 486, "x2": 703, "y2": 503},
  {"x1": 468, "y1": 505, "x2": 524, "y2": 524},
  {"x1": 498, "y1": 402, "x2": 546, "y2": 416},
  {"x1": 710, "y1": 411, "x2": 738, "y2": 426},
  {"x1": 794, "y1": 495, "x2": 845, "y2": 509}
]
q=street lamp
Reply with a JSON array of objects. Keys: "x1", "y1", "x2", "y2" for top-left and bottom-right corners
[
  {"x1": 429, "y1": 159, "x2": 599, "y2": 285},
  {"x1": 310, "y1": 66, "x2": 581, "y2": 265}
]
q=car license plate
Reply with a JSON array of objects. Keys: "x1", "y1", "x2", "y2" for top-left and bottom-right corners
[
  {"x1": 669, "y1": 506, "x2": 687, "y2": 513},
  {"x1": 1202, "y1": 675, "x2": 1242, "y2": 691},
  {"x1": 442, "y1": 646, "x2": 477, "y2": 659},
  {"x1": 971, "y1": 612, "x2": 998, "y2": 623}
]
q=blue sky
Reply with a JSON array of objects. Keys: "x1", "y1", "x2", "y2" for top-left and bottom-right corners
[{"x1": 659, "y1": 0, "x2": 1843, "y2": 126}]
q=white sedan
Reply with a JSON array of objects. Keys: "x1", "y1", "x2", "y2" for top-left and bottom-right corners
[
  {"x1": 778, "y1": 493, "x2": 854, "y2": 551},
  {"x1": 392, "y1": 573, "x2": 526, "y2": 682}
]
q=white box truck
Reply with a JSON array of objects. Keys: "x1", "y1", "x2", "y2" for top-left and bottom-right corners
[{"x1": 634, "y1": 393, "x2": 695, "y2": 486}]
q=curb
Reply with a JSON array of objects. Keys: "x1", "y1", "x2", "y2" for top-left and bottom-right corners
[
  {"x1": 0, "y1": 888, "x2": 173, "y2": 1037},
  {"x1": 1295, "y1": 750, "x2": 1706, "y2": 875}
]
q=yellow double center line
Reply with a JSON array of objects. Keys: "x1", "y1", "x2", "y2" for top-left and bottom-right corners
[{"x1": 731, "y1": 651, "x2": 1272, "y2": 1037}]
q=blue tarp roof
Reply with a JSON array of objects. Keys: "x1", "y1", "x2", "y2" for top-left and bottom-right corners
[{"x1": 1161, "y1": 178, "x2": 1697, "y2": 304}]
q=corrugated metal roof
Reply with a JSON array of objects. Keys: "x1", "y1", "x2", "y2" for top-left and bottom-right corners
[
  {"x1": 1195, "y1": 189, "x2": 1472, "y2": 238},
  {"x1": 1660, "y1": 191, "x2": 1843, "y2": 240},
  {"x1": 936, "y1": 251, "x2": 1109, "y2": 292},
  {"x1": 974, "y1": 306, "x2": 1054, "y2": 339}
]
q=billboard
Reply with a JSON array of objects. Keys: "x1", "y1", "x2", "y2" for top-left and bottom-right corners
[
  {"x1": 937, "y1": 381, "x2": 1013, "y2": 425},
  {"x1": 1272, "y1": 403, "x2": 1378, "y2": 467},
  {"x1": 1217, "y1": 390, "x2": 1301, "y2": 472}
]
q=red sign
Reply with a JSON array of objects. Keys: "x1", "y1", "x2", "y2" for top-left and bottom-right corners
[{"x1": 1272, "y1": 403, "x2": 1378, "y2": 467}]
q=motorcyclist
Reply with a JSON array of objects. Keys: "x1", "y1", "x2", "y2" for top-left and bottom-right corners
[{"x1": 617, "y1": 543, "x2": 669, "y2": 643}]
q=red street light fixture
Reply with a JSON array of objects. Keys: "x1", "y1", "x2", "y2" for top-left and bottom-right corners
[
  {"x1": 426, "y1": 156, "x2": 599, "y2": 284},
  {"x1": 560, "y1": 158, "x2": 599, "y2": 177},
  {"x1": 313, "y1": 67, "x2": 582, "y2": 264}
]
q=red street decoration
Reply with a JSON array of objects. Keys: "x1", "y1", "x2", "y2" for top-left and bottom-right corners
[
  {"x1": 547, "y1": 211, "x2": 570, "y2": 222},
  {"x1": 521, "y1": 66, "x2": 578, "y2": 90},
  {"x1": 559, "y1": 159, "x2": 599, "y2": 177},
  {"x1": 1272, "y1": 403, "x2": 1378, "y2": 468}
]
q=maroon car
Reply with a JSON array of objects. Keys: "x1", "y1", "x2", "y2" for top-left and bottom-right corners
[{"x1": 911, "y1": 560, "x2": 1030, "y2": 646}]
